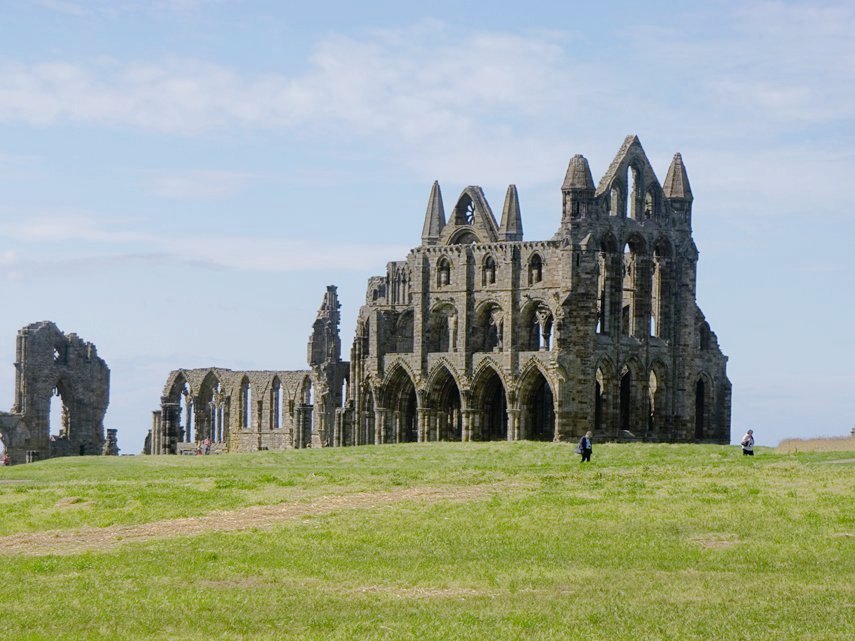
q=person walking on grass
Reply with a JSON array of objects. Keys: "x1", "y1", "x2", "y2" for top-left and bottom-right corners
[
  {"x1": 741, "y1": 429, "x2": 755, "y2": 456},
  {"x1": 578, "y1": 431, "x2": 593, "y2": 463}
]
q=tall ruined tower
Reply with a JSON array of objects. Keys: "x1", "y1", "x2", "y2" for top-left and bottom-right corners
[{"x1": 307, "y1": 286, "x2": 348, "y2": 446}]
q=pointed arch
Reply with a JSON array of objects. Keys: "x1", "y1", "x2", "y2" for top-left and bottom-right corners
[
  {"x1": 520, "y1": 299, "x2": 553, "y2": 351},
  {"x1": 442, "y1": 186, "x2": 500, "y2": 244},
  {"x1": 426, "y1": 364, "x2": 462, "y2": 442},
  {"x1": 652, "y1": 237, "x2": 673, "y2": 339},
  {"x1": 470, "y1": 362, "x2": 509, "y2": 441},
  {"x1": 593, "y1": 356, "x2": 616, "y2": 436},
  {"x1": 427, "y1": 303, "x2": 457, "y2": 353},
  {"x1": 618, "y1": 358, "x2": 644, "y2": 436},
  {"x1": 197, "y1": 370, "x2": 224, "y2": 443},
  {"x1": 473, "y1": 301, "x2": 504, "y2": 353},
  {"x1": 647, "y1": 360, "x2": 669, "y2": 439},
  {"x1": 597, "y1": 233, "x2": 619, "y2": 334},
  {"x1": 381, "y1": 362, "x2": 418, "y2": 443},
  {"x1": 517, "y1": 361, "x2": 556, "y2": 441},
  {"x1": 694, "y1": 372, "x2": 714, "y2": 440},
  {"x1": 621, "y1": 234, "x2": 648, "y2": 337}
]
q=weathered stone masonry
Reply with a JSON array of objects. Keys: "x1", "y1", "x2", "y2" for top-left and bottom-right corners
[
  {"x1": 152, "y1": 137, "x2": 730, "y2": 452},
  {"x1": 0, "y1": 321, "x2": 111, "y2": 464}
]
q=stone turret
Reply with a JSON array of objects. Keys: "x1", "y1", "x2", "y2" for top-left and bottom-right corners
[
  {"x1": 560, "y1": 154, "x2": 596, "y2": 230},
  {"x1": 663, "y1": 152, "x2": 693, "y2": 228},
  {"x1": 421, "y1": 181, "x2": 446, "y2": 246}
]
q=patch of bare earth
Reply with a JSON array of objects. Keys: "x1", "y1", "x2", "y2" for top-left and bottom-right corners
[
  {"x1": 690, "y1": 534, "x2": 740, "y2": 549},
  {"x1": 0, "y1": 485, "x2": 491, "y2": 557}
]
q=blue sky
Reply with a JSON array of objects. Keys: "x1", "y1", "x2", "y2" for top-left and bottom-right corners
[{"x1": 0, "y1": 0, "x2": 853, "y2": 450}]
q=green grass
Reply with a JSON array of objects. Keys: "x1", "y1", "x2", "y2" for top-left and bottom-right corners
[{"x1": 1, "y1": 443, "x2": 853, "y2": 640}]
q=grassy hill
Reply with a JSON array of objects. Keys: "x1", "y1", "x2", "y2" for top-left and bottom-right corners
[{"x1": 0, "y1": 442, "x2": 852, "y2": 640}]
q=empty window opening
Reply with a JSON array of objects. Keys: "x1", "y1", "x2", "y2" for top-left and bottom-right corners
[
  {"x1": 437, "y1": 257, "x2": 451, "y2": 287},
  {"x1": 610, "y1": 186, "x2": 621, "y2": 216},
  {"x1": 594, "y1": 369, "x2": 605, "y2": 434},
  {"x1": 528, "y1": 254, "x2": 543, "y2": 285},
  {"x1": 49, "y1": 386, "x2": 70, "y2": 439},
  {"x1": 179, "y1": 383, "x2": 193, "y2": 442},
  {"x1": 627, "y1": 165, "x2": 639, "y2": 220},
  {"x1": 483, "y1": 255, "x2": 496, "y2": 286}
]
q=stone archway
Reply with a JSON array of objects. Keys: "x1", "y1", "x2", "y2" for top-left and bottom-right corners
[
  {"x1": 471, "y1": 366, "x2": 508, "y2": 441},
  {"x1": 383, "y1": 365, "x2": 418, "y2": 443},
  {"x1": 426, "y1": 366, "x2": 462, "y2": 442},
  {"x1": 518, "y1": 366, "x2": 555, "y2": 441}
]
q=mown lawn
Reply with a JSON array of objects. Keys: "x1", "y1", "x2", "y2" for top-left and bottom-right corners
[{"x1": 0, "y1": 442, "x2": 852, "y2": 640}]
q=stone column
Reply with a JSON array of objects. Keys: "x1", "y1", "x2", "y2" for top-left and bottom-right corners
[
  {"x1": 160, "y1": 400, "x2": 180, "y2": 455},
  {"x1": 507, "y1": 408, "x2": 520, "y2": 441}
]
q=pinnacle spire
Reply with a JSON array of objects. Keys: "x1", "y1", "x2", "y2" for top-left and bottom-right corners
[
  {"x1": 498, "y1": 184, "x2": 523, "y2": 242},
  {"x1": 663, "y1": 153, "x2": 693, "y2": 201},
  {"x1": 562, "y1": 154, "x2": 595, "y2": 191},
  {"x1": 421, "y1": 180, "x2": 446, "y2": 245}
]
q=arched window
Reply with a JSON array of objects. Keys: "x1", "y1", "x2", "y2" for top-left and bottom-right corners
[
  {"x1": 427, "y1": 305, "x2": 457, "y2": 353},
  {"x1": 240, "y1": 379, "x2": 252, "y2": 430},
  {"x1": 437, "y1": 257, "x2": 451, "y2": 287},
  {"x1": 271, "y1": 378, "x2": 282, "y2": 430},
  {"x1": 644, "y1": 188, "x2": 656, "y2": 218},
  {"x1": 621, "y1": 236, "x2": 646, "y2": 337},
  {"x1": 474, "y1": 304, "x2": 503, "y2": 352},
  {"x1": 627, "y1": 164, "x2": 639, "y2": 220},
  {"x1": 528, "y1": 253, "x2": 543, "y2": 285},
  {"x1": 523, "y1": 303, "x2": 553, "y2": 351},
  {"x1": 610, "y1": 185, "x2": 622, "y2": 216},
  {"x1": 652, "y1": 238, "x2": 672, "y2": 339},
  {"x1": 482, "y1": 255, "x2": 496, "y2": 286}
]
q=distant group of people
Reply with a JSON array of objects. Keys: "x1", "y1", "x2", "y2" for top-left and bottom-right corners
[
  {"x1": 195, "y1": 438, "x2": 213, "y2": 455},
  {"x1": 574, "y1": 429, "x2": 757, "y2": 462}
]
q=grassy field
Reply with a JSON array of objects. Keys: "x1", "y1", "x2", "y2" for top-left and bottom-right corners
[{"x1": 0, "y1": 442, "x2": 852, "y2": 640}]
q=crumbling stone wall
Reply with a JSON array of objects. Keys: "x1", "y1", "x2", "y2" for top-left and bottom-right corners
[{"x1": 0, "y1": 321, "x2": 111, "y2": 464}]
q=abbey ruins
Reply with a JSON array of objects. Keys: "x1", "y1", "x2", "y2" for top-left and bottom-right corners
[
  {"x1": 150, "y1": 136, "x2": 731, "y2": 453},
  {"x1": 0, "y1": 321, "x2": 113, "y2": 464}
]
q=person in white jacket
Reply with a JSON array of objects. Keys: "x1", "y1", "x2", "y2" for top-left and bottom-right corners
[{"x1": 741, "y1": 429, "x2": 755, "y2": 456}]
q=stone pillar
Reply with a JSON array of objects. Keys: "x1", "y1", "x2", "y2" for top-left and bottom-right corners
[
  {"x1": 160, "y1": 400, "x2": 181, "y2": 455},
  {"x1": 507, "y1": 408, "x2": 520, "y2": 441},
  {"x1": 417, "y1": 409, "x2": 429, "y2": 442},
  {"x1": 374, "y1": 409, "x2": 385, "y2": 445}
]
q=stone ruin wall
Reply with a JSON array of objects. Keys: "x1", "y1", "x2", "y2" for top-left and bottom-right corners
[
  {"x1": 0, "y1": 321, "x2": 111, "y2": 464},
  {"x1": 149, "y1": 286, "x2": 349, "y2": 454}
]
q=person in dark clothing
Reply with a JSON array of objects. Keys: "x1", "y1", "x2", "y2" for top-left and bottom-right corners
[
  {"x1": 578, "y1": 431, "x2": 593, "y2": 463},
  {"x1": 740, "y1": 429, "x2": 755, "y2": 456}
]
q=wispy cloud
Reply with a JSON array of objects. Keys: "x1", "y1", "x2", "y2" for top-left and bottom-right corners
[
  {"x1": 0, "y1": 215, "x2": 408, "y2": 275},
  {"x1": 147, "y1": 169, "x2": 257, "y2": 199}
]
